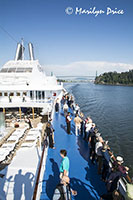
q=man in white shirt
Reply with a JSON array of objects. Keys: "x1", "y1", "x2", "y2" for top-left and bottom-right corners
[
  {"x1": 74, "y1": 104, "x2": 80, "y2": 115},
  {"x1": 63, "y1": 103, "x2": 68, "y2": 117},
  {"x1": 85, "y1": 120, "x2": 93, "y2": 140}
]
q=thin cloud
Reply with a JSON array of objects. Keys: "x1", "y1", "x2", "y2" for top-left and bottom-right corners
[{"x1": 44, "y1": 61, "x2": 133, "y2": 76}]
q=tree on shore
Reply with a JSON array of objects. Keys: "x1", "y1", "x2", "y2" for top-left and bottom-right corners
[{"x1": 95, "y1": 70, "x2": 133, "y2": 85}]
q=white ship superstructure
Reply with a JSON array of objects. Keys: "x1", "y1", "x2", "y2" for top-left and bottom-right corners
[
  {"x1": 0, "y1": 42, "x2": 63, "y2": 115},
  {"x1": 0, "y1": 41, "x2": 63, "y2": 200}
]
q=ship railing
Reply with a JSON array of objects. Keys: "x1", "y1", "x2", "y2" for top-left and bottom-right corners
[
  {"x1": 32, "y1": 145, "x2": 45, "y2": 200},
  {"x1": 103, "y1": 149, "x2": 132, "y2": 182},
  {"x1": 71, "y1": 99, "x2": 132, "y2": 183},
  {"x1": 103, "y1": 150, "x2": 131, "y2": 198},
  {"x1": 32, "y1": 100, "x2": 55, "y2": 200},
  {"x1": 63, "y1": 91, "x2": 132, "y2": 198},
  {"x1": 0, "y1": 96, "x2": 53, "y2": 104},
  {"x1": 76, "y1": 112, "x2": 132, "y2": 197}
]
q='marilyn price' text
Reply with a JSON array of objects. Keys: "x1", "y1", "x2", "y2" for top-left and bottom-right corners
[{"x1": 75, "y1": 7, "x2": 124, "y2": 17}]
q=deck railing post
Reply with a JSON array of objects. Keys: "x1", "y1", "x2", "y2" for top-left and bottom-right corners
[
  {"x1": 3, "y1": 107, "x2": 5, "y2": 114},
  {"x1": 19, "y1": 107, "x2": 21, "y2": 119},
  {"x1": 32, "y1": 144, "x2": 46, "y2": 200},
  {"x1": 32, "y1": 107, "x2": 34, "y2": 120}
]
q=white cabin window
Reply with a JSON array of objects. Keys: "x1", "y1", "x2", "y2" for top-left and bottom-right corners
[
  {"x1": 0, "y1": 68, "x2": 8, "y2": 73},
  {"x1": 8, "y1": 68, "x2": 16, "y2": 73},
  {"x1": 16, "y1": 68, "x2": 32, "y2": 73}
]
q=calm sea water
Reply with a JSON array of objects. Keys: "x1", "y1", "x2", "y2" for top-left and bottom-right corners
[{"x1": 63, "y1": 80, "x2": 133, "y2": 177}]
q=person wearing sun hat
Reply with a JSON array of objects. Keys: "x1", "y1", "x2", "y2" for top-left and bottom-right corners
[
  {"x1": 116, "y1": 155, "x2": 129, "y2": 175},
  {"x1": 116, "y1": 156, "x2": 124, "y2": 164}
]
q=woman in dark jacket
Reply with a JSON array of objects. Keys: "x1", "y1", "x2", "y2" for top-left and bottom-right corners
[{"x1": 45, "y1": 123, "x2": 55, "y2": 149}]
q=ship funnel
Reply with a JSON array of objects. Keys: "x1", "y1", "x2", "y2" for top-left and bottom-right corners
[
  {"x1": 15, "y1": 43, "x2": 25, "y2": 61},
  {"x1": 28, "y1": 43, "x2": 35, "y2": 60}
]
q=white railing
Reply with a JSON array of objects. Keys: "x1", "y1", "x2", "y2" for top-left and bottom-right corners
[{"x1": 0, "y1": 97, "x2": 53, "y2": 107}]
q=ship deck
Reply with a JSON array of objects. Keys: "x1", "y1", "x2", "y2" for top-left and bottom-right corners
[
  {"x1": 0, "y1": 144, "x2": 41, "y2": 200},
  {"x1": 40, "y1": 108, "x2": 106, "y2": 200}
]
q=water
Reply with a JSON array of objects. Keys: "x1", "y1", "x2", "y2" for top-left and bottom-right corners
[{"x1": 63, "y1": 78, "x2": 133, "y2": 177}]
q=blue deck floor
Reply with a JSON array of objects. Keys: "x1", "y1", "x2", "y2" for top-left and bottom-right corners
[{"x1": 40, "y1": 108, "x2": 106, "y2": 200}]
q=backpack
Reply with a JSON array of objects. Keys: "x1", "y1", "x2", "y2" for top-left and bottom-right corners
[
  {"x1": 56, "y1": 183, "x2": 72, "y2": 200},
  {"x1": 56, "y1": 184, "x2": 65, "y2": 200}
]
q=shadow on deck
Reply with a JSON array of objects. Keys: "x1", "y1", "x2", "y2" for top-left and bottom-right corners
[{"x1": 40, "y1": 108, "x2": 106, "y2": 200}]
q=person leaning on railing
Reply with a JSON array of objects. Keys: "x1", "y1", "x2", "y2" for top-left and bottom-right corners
[
  {"x1": 79, "y1": 112, "x2": 85, "y2": 136},
  {"x1": 84, "y1": 116, "x2": 92, "y2": 140},
  {"x1": 95, "y1": 136, "x2": 104, "y2": 174},
  {"x1": 100, "y1": 162, "x2": 125, "y2": 200},
  {"x1": 89, "y1": 129, "x2": 99, "y2": 164},
  {"x1": 102, "y1": 143, "x2": 131, "y2": 182},
  {"x1": 115, "y1": 156, "x2": 129, "y2": 176},
  {"x1": 69, "y1": 95, "x2": 74, "y2": 109}
]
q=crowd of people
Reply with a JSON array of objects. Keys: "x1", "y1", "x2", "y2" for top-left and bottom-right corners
[{"x1": 44, "y1": 93, "x2": 132, "y2": 200}]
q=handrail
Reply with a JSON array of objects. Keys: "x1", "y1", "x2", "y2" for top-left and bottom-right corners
[
  {"x1": 107, "y1": 150, "x2": 131, "y2": 183},
  {"x1": 32, "y1": 143, "x2": 46, "y2": 200},
  {"x1": 70, "y1": 95, "x2": 132, "y2": 184},
  {"x1": 32, "y1": 100, "x2": 55, "y2": 199},
  {"x1": 0, "y1": 98, "x2": 53, "y2": 103},
  {"x1": 78, "y1": 110, "x2": 132, "y2": 183}
]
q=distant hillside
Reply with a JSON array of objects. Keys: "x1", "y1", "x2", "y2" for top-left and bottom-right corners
[
  {"x1": 57, "y1": 79, "x2": 67, "y2": 82},
  {"x1": 95, "y1": 70, "x2": 133, "y2": 86}
]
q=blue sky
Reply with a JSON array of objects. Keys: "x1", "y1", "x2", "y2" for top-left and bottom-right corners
[{"x1": 0, "y1": 0, "x2": 133, "y2": 75}]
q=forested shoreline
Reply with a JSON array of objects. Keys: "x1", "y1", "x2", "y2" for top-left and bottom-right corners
[{"x1": 95, "y1": 70, "x2": 133, "y2": 86}]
